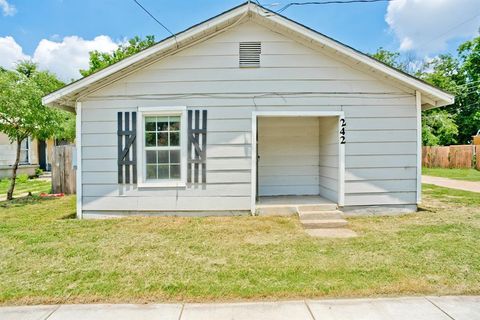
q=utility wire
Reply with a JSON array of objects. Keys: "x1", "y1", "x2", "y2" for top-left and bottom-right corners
[
  {"x1": 415, "y1": 11, "x2": 480, "y2": 50},
  {"x1": 277, "y1": 0, "x2": 395, "y2": 13},
  {"x1": 132, "y1": 0, "x2": 175, "y2": 38}
]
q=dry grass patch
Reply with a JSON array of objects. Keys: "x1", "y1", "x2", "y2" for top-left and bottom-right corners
[{"x1": 0, "y1": 184, "x2": 479, "y2": 305}]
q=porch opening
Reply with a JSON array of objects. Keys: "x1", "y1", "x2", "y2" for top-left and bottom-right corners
[{"x1": 255, "y1": 115, "x2": 341, "y2": 208}]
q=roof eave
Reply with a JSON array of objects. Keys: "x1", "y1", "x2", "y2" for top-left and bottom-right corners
[
  {"x1": 43, "y1": 1, "x2": 455, "y2": 110},
  {"x1": 42, "y1": 2, "x2": 251, "y2": 108},
  {"x1": 250, "y1": 7, "x2": 455, "y2": 109}
]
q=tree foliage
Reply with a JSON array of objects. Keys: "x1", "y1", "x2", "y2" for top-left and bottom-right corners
[
  {"x1": 370, "y1": 47, "x2": 409, "y2": 72},
  {"x1": 422, "y1": 110, "x2": 458, "y2": 146},
  {"x1": 370, "y1": 36, "x2": 480, "y2": 146},
  {"x1": 80, "y1": 35, "x2": 156, "y2": 77},
  {"x1": 0, "y1": 61, "x2": 70, "y2": 199}
]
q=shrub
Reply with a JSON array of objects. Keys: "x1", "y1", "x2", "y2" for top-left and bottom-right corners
[
  {"x1": 16, "y1": 174, "x2": 29, "y2": 183},
  {"x1": 35, "y1": 168, "x2": 44, "y2": 177}
]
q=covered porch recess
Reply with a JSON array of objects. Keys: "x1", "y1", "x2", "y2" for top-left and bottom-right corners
[{"x1": 251, "y1": 111, "x2": 345, "y2": 214}]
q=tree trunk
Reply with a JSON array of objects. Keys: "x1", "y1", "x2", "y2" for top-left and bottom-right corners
[{"x1": 6, "y1": 138, "x2": 22, "y2": 201}]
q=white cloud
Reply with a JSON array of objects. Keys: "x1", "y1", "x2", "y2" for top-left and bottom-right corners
[
  {"x1": 0, "y1": 36, "x2": 29, "y2": 69},
  {"x1": 0, "y1": 35, "x2": 119, "y2": 81},
  {"x1": 0, "y1": 0, "x2": 16, "y2": 16},
  {"x1": 33, "y1": 35, "x2": 119, "y2": 81},
  {"x1": 386, "y1": 0, "x2": 480, "y2": 53}
]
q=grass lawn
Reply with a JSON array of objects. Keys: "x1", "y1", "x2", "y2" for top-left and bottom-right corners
[
  {"x1": 0, "y1": 178, "x2": 51, "y2": 199},
  {"x1": 423, "y1": 167, "x2": 480, "y2": 182},
  {"x1": 0, "y1": 185, "x2": 479, "y2": 305}
]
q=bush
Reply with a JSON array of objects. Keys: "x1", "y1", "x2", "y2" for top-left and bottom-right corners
[
  {"x1": 16, "y1": 174, "x2": 29, "y2": 183},
  {"x1": 35, "y1": 168, "x2": 44, "y2": 177}
]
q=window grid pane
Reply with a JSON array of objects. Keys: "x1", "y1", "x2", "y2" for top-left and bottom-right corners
[{"x1": 144, "y1": 115, "x2": 182, "y2": 181}]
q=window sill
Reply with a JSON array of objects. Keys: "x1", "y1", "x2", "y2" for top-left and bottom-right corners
[{"x1": 137, "y1": 181, "x2": 186, "y2": 189}]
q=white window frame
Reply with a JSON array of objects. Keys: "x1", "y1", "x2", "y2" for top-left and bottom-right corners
[
  {"x1": 19, "y1": 137, "x2": 31, "y2": 165},
  {"x1": 136, "y1": 106, "x2": 188, "y2": 188}
]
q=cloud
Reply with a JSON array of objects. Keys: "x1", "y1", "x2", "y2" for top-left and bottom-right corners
[
  {"x1": 0, "y1": 0, "x2": 16, "y2": 16},
  {"x1": 386, "y1": 0, "x2": 480, "y2": 53},
  {"x1": 0, "y1": 35, "x2": 119, "y2": 81},
  {"x1": 0, "y1": 36, "x2": 29, "y2": 69},
  {"x1": 33, "y1": 35, "x2": 119, "y2": 81}
]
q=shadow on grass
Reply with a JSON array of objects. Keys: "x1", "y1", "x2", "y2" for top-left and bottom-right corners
[
  {"x1": 60, "y1": 212, "x2": 76, "y2": 219},
  {"x1": 416, "y1": 206, "x2": 432, "y2": 212},
  {"x1": 0, "y1": 194, "x2": 56, "y2": 209}
]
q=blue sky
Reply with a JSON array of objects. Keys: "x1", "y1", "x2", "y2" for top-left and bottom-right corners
[
  {"x1": 1, "y1": 0, "x2": 479, "y2": 81},
  {"x1": 2, "y1": 0, "x2": 394, "y2": 54}
]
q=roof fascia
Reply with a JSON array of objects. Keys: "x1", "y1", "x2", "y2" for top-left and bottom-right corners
[
  {"x1": 250, "y1": 6, "x2": 454, "y2": 107},
  {"x1": 42, "y1": 3, "x2": 250, "y2": 107}
]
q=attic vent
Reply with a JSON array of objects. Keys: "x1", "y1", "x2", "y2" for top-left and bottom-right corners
[{"x1": 239, "y1": 42, "x2": 261, "y2": 68}]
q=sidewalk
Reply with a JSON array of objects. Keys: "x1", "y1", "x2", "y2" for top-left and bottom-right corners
[
  {"x1": 423, "y1": 175, "x2": 480, "y2": 193},
  {"x1": 1, "y1": 296, "x2": 479, "y2": 320}
]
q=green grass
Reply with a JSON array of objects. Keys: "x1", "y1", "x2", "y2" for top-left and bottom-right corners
[
  {"x1": 0, "y1": 185, "x2": 479, "y2": 305},
  {"x1": 423, "y1": 167, "x2": 480, "y2": 182},
  {"x1": 0, "y1": 178, "x2": 51, "y2": 199}
]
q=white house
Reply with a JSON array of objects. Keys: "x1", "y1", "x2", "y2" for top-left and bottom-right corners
[
  {"x1": 43, "y1": 2, "x2": 454, "y2": 219},
  {"x1": 0, "y1": 134, "x2": 55, "y2": 179}
]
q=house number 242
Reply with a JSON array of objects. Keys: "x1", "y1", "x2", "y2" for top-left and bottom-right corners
[{"x1": 339, "y1": 118, "x2": 346, "y2": 144}]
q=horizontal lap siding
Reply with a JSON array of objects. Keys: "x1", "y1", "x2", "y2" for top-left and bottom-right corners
[
  {"x1": 80, "y1": 21, "x2": 418, "y2": 212},
  {"x1": 318, "y1": 117, "x2": 339, "y2": 202},
  {"x1": 343, "y1": 107, "x2": 417, "y2": 205},
  {"x1": 258, "y1": 117, "x2": 320, "y2": 196}
]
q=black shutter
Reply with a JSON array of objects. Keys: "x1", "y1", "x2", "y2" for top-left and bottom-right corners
[
  {"x1": 117, "y1": 112, "x2": 137, "y2": 184},
  {"x1": 188, "y1": 110, "x2": 207, "y2": 184}
]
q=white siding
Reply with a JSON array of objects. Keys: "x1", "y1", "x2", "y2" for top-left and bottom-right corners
[
  {"x1": 80, "y1": 21, "x2": 418, "y2": 214},
  {"x1": 257, "y1": 117, "x2": 320, "y2": 196},
  {"x1": 0, "y1": 134, "x2": 39, "y2": 167},
  {"x1": 318, "y1": 117, "x2": 339, "y2": 202}
]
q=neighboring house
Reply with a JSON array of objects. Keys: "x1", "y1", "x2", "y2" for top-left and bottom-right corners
[
  {"x1": 0, "y1": 133, "x2": 56, "y2": 178},
  {"x1": 43, "y1": 2, "x2": 454, "y2": 219}
]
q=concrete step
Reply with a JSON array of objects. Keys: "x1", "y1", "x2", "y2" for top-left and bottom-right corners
[
  {"x1": 297, "y1": 203, "x2": 337, "y2": 212},
  {"x1": 299, "y1": 210, "x2": 343, "y2": 220},
  {"x1": 256, "y1": 206, "x2": 297, "y2": 216},
  {"x1": 305, "y1": 228, "x2": 357, "y2": 238},
  {"x1": 301, "y1": 219, "x2": 348, "y2": 229}
]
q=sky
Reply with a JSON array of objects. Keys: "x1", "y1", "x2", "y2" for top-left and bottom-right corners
[{"x1": 1, "y1": 0, "x2": 479, "y2": 82}]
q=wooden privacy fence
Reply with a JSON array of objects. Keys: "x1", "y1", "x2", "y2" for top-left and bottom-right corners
[
  {"x1": 52, "y1": 145, "x2": 76, "y2": 194},
  {"x1": 423, "y1": 145, "x2": 479, "y2": 169}
]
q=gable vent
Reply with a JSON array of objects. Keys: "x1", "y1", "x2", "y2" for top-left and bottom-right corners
[{"x1": 239, "y1": 42, "x2": 261, "y2": 68}]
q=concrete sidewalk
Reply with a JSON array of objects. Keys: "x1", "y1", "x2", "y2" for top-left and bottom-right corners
[
  {"x1": 423, "y1": 175, "x2": 480, "y2": 193},
  {"x1": 1, "y1": 296, "x2": 479, "y2": 320}
]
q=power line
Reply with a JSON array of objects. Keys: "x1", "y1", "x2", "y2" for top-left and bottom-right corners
[
  {"x1": 415, "y1": 11, "x2": 480, "y2": 50},
  {"x1": 277, "y1": 0, "x2": 395, "y2": 13},
  {"x1": 132, "y1": 0, "x2": 175, "y2": 37}
]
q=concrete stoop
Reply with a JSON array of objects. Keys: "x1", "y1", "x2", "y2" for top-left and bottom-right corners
[{"x1": 299, "y1": 209, "x2": 357, "y2": 238}]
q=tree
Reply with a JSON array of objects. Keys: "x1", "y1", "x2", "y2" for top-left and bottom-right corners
[
  {"x1": 370, "y1": 47, "x2": 409, "y2": 72},
  {"x1": 0, "y1": 61, "x2": 66, "y2": 200},
  {"x1": 80, "y1": 35, "x2": 155, "y2": 77},
  {"x1": 417, "y1": 54, "x2": 461, "y2": 146},
  {"x1": 422, "y1": 110, "x2": 458, "y2": 146},
  {"x1": 370, "y1": 48, "x2": 461, "y2": 146},
  {"x1": 455, "y1": 36, "x2": 480, "y2": 143}
]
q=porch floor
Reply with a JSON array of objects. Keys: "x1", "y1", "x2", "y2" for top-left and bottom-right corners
[{"x1": 256, "y1": 195, "x2": 337, "y2": 216}]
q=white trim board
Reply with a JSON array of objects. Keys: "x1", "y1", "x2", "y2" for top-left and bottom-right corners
[
  {"x1": 416, "y1": 91, "x2": 422, "y2": 204},
  {"x1": 251, "y1": 110, "x2": 346, "y2": 213},
  {"x1": 75, "y1": 101, "x2": 83, "y2": 219}
]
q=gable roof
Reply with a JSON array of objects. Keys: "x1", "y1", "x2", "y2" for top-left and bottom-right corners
[{"x1": 43, "y1": 1, "x2": 454, "y2": 111}]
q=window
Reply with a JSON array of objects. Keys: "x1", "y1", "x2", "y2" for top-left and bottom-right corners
[
  {"x1": 19, "y1": 138, "x2": 30, "y2": 164},
  {"x1": 144, "y1": 115, "x2": 183, "y2": 182}
]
